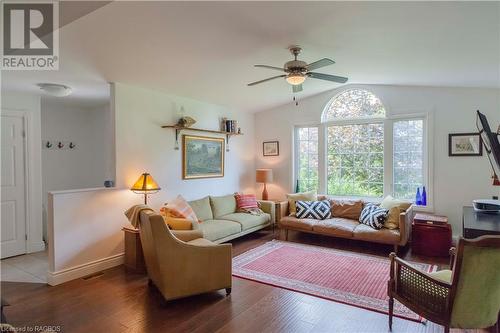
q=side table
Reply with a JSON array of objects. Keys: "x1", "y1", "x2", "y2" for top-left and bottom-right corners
[
  {"x1": 412, "y1": 213, "x2": 452, "y2": 257},
  {"x1": 122, "y1": 227, "x2": 146, "y2": 274}
]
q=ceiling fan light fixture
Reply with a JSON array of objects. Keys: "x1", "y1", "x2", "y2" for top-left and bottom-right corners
[{"x1": 286, "y1": 73, "x2": 306, "y2": 86}]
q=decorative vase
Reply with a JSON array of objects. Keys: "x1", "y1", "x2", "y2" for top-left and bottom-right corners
[
  {"x1": 416, "y1": 188, "x2": 422, "y2": 206},
  {"x1": 422, "y1": 186, "x2": 427, "y2": 206}
]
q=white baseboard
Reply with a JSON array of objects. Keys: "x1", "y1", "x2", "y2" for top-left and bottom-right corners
[{"x1": 47, "y1": 253, "x2": 124, "y2": 286}]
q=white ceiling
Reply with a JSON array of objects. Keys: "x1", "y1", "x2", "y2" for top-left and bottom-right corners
[{"x1": 2, "y1": 1, "x2": 500, "y2": 112}]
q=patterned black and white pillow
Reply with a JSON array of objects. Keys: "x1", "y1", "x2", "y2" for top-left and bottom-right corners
[
  {"x1": 359, "y1": 203, "x2": 389, "y2": 229},
  {"x1": 296, "y1": 200, "x2": 331, "y2": 220}
]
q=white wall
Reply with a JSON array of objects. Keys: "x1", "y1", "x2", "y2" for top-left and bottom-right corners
[
  {"x1": 114, "y1": 82, "x2": 256, "y2": 205},
  {"x1": 41, "y1": 100, "x2": 112, "y2": 240},
  {"x1": 47, "y1": 83, "x2": 255, "y2": 284},
  {"x1": 1, "y1": 92, "x2": 45, "y2": 253},
  {"x1": 254, "y1": 84, "x2": 500, "y2": 235}
]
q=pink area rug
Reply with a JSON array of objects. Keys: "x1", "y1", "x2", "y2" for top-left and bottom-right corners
[{"x1": 233, "y1": 240, "x2": 437, "y2": 322}]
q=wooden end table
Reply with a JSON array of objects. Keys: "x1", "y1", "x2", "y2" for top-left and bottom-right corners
[{"x1": 122, "y1": 227, "x2": 146, "y2": 274}]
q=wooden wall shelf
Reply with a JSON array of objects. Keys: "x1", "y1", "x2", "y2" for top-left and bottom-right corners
[{"x1": 161, "y1": 125, "x2": 243, "y2": 151}]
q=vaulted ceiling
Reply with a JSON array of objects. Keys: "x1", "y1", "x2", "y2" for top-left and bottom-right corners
[{"x1": 3, "y1": 1, "x2": 499, "y2": 112}]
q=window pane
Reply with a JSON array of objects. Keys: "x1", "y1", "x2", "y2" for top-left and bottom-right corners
[
  {"x1": 327, "y1": 123, "x2": 384, "y2": 197},
  {"x1": 393, "y1": 119, "x2": 424, "y2": 201},
  {"x1": 296, "y1": 127, "x2": 319, "y2": 192},
  {"x1": 323, "y1": 89, "x2": 386, "y2": 121}
]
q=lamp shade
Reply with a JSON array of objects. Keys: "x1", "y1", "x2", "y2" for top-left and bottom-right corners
[
  {"x1": 130, "y1": 173, "x2": 161, "y2": 192},
  {"x1": 256, "y1": 169, "x2": 273, "y2": 183}
]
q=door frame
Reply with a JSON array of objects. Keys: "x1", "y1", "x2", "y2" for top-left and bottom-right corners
[{"x1": 1, "y1": 109, "x2": 41, "y2": 255}]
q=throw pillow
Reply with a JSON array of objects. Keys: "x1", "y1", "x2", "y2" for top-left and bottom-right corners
[
  {"x1": 166, "y1": 195, "x2": 199, "y2": 223},
  {"x1": 235, "y1": 193, "x2": 259, "y2": 210},
  {"x1": 234, "y1": 193, "x2": 264, "y2": 215},
  {"x1": 164, "y1": 216, "x2": 193, "y2": 230},
  {"x1": 330, "y1": 200, "x2": 364, "y2": 220},
  {"x1": 295, "y1": 200, "x2": 331, "y2": 220},
  {"x1": 359, "y1": 203, "x2": 389, "y2": 229},
  {"x1": 286, "y1": 191, "x2": 317, "y2": 216},
  {"x1": 379, "y1": 195, "x2": 412, "y2": 229}
]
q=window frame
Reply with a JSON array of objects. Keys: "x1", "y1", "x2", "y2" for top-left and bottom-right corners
[{"x1": 293, "y1": 90, "x2": 433, "y2": 210}]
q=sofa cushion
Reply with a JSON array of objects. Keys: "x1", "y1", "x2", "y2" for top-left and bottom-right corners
[
  {"x1": 286, "y1": 191, "x2": 317, "y2": 216},
  {"x1": 188, "y1": 196, "x2": 213, "y2": 221},
  {"x1": 312, "y1": 218, "x2": 359, "y2": 238},
  {"x1": 296, "y1": 200, "x2": 331, "y2": 219},
  {"x1": 353, "y1": 224, "x2": 400, "y2": 244},
  {"x1": 429, "y1": 269, "x2": 452, "y2": 283},
  {"x1": 359, "y1": 203, "x2": 388, "y2": 229},
  {"x1": 221, "y1": 212, "x2": 270, "y2": 230},
  {"x1": 198, "y1": 219, "x2": 242, "y2": 241},
  {"x1": 380, "y1": 195, "x2": 412, "y2": 229},
  {"x1": 210, "y1": 194, "x2": 237, "y2": 218},
  {"x1": 330, "y1": 200, "x2": 364, "y2": 220},
  {"x1": 279, "y1": 216, "x2": 316, "y2": 231},
  {"x1": 186, "y1": 238, "x2": 216, "y2": 246}
]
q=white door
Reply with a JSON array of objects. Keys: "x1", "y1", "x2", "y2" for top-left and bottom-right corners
[{"x1": 1, "y1": 113, "x2": 27, "y2": 258}]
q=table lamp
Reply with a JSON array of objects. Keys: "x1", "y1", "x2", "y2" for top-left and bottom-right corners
[
  {"x1": 256, "y1": 169, "x2": 273, "y2": 200},
  {"x1": 130, "y1": 172, "x2": 161, "y2": 204}
]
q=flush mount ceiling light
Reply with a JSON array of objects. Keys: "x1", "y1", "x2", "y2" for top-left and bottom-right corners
[{"x1": 37, "y1": 83, "x2": 72, "y2": 97}]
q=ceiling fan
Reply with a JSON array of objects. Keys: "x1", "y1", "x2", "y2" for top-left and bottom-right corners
[{"x1": 247, "y1": 46, "x2": 348, "y2": 93}]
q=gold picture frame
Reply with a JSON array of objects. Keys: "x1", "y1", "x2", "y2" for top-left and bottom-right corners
[{"x1": 182, "y1": 135, "x2": 225, "y2": 179}]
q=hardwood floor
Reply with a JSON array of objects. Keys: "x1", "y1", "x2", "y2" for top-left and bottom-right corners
[{"x1": 1, "y1": 229, "x2": 485, "y2": 333}]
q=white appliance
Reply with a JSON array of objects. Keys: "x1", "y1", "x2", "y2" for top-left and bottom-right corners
[{"x1": 473, "y1": 199, "x2": 500, "y2": 213}]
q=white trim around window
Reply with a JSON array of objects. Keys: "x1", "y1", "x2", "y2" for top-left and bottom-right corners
[{"x1": 293, "y1": 111, "x2": 433, "y2": 210}]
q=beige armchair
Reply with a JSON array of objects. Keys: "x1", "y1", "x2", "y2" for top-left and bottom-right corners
[{"x1": 138, "y1": 210, "x2": 232, "y2": 301}]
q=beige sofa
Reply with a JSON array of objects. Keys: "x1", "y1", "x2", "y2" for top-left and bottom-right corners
[
  {"x1": 278, "y1": 199, "x2": 413, "y2": 252},
  {"x1": 187, "y1": 194, "x2": 275, "y2": 243},
  {"x1": 138, "y1": 210, "x2": 232, "y2": 301}
]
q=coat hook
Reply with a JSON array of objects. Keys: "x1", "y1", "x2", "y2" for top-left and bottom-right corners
[
  {"x1": 46, "y1": 141, "x2": 52, "y2": 148},
  {"x1": 58, "y1": 141, "x2": 64, "y2": 149},
  {"x1": 69, "y1": 142, "x2": 75, "y2": 149}
]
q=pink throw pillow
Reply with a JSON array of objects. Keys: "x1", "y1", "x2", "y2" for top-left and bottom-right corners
[
  {"x1": 166, "y1": 195, "x2": 199, "y2": 222},
  {"x1": 235, "y1": 193, "x2": 259, "y2": 210}
]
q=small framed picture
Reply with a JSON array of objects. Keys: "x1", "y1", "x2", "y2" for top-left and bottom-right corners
[
  {"x1": 263, "y1": 141, "x2": 279, "y2": 156},
  {"x1": 448, "y1": 133, "x2": 483, "y2": 156}
]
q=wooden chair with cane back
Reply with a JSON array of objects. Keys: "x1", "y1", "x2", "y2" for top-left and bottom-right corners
[{"x1": 388, "y1": 235, "x2": 500, "y2": 333}]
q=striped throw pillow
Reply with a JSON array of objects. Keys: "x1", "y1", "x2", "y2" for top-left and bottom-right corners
[
  {"x1": 235, "y1": 193, "x2": 259, "y2": 210},
  {"x1": 359, "y1": 203, "x2": 389, "y2": 229},
  {"x1": 166, "y1": 195, "x2": 199, "y2": 222}
]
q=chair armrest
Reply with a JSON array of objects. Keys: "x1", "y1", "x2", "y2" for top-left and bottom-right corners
[
  {"x1": 277, "y1": 201, "x2": 289, "y2": 221},
  {"x1": 171, "y1": 229, "x2": 204, "y2": 242},
  {"x1": 258, "y1": 200, "x2": 275, "y2": 224},
  {"x1": 398, "y1": 205, "x2": 413, "y2": 246},
  {"x1": 389, "y1": 252, "x2": 451, "y2": 318},
  {"x1": 449, "y1": 247, "x2": 457, "y2": 270}
]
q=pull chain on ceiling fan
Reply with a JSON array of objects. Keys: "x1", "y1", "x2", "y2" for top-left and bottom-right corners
[{"x1": 247, "y1": 46, "x2": 348, "y2": 93}]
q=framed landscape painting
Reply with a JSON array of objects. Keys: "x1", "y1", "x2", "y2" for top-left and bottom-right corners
[
  {"x1": 263, "y1": 141, "x2": 279, "y2": 156},
  {"x1": 448, "y1": 133, "x2": 483, "y2": 156},
  {"x1": 183, "y1": 135, "x2": 224, "y2": 179}
]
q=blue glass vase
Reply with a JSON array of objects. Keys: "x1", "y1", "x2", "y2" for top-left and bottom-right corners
[
  {"x1": 422, "y1": 186, "x2": 427, "y2": 206},
  {"x1": 416, "y1": 188, "x2": 422, "y2": 206}
]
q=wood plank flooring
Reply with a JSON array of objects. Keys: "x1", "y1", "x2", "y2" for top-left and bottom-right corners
[{"x1": 1, "y1": 229, "x2": 486, "y2": 333}]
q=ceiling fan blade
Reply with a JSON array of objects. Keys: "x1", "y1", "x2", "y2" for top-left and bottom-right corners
[
  {"x1": 247, "y1": 74, "x2": 286, "y2": 86},
  {"x1": 292, "y1": 84, "x2": 303, "y2": 93},
  {"x1": 307, "y1": 58, "x2": 335, "y2": 71},
  {"x1": 308, "y1": 72, "x2": 348, "y2": 83},
  {"x1": 254, "y1": 65, "x2": 285, "y2": 72}
]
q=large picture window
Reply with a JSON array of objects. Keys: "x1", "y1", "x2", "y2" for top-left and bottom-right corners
[{"x1": 294, "y1": 88, "x2": 429, "y2": 204}]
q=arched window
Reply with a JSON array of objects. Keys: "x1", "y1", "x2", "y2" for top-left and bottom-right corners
[
  {"x1": 322, "y1": 89, "x2": 385, "y2": 122},
  {"x1": 295, "y1": 87, "x2": 428, "y2": 202}
]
